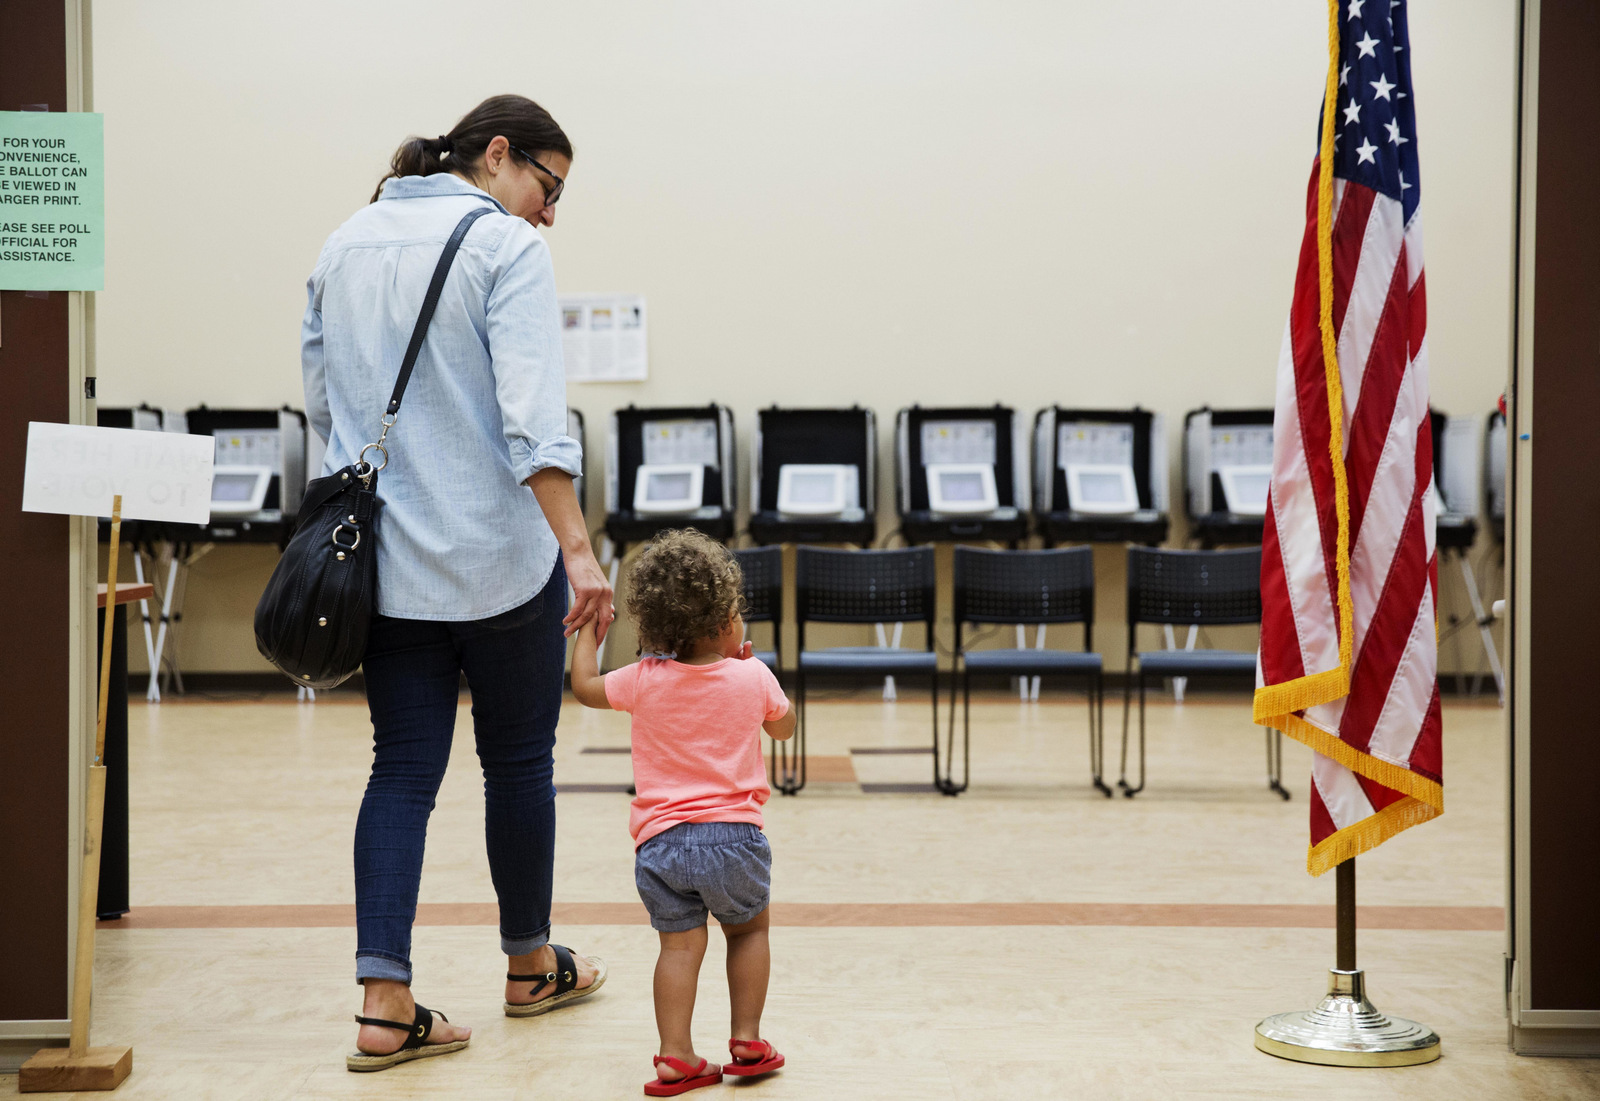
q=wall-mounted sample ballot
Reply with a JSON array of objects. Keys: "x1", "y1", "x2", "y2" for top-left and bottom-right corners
[{"x1": 0, "y1": 111, "x2": 104, "y2": 291}]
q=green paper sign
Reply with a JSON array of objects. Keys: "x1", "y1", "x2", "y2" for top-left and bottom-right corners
[{"x1": 0, "y1": 111, "x2": 104, "y2": 291}]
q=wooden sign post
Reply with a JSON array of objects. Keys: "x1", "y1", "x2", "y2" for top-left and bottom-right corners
[{"x1": 20, "y1": 497, "x2": 133, "y2": 1092}]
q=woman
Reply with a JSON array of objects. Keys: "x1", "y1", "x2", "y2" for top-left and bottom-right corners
[{"x1": 302, "y1": 94, "x2": 611, "y2": 1072}]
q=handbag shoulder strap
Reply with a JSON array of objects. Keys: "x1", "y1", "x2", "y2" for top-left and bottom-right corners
[{"x1": 384, "y1": 204, "x2": 495, "y2": 417}]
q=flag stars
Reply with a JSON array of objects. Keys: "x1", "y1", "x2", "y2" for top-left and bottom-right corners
[
  {"x1": 1356, "y1": 137, "x2": 1378, "y2": 164},
  {"x1": 1340, "y1": 62, "x2": 1351, "y2": 86},
  {"x1": 1356, "y1": 32, "x2": 1380, "y2": 57},
  {"x1": 1348, "y1": 0, "x2": 1365, "y2": 17},
  {"x1": 1371, "y1": 73, "x2": 1396, "y2": 100},
  {"x1": 1343, "y1": 99, "x2": 1362, "y2": 125},
  {"x1": 1385, "y1": 118, "x2": 1409, "y2": 146},
  {"x1": 1399, "y1": 170, "x2": 1412, "y2": 191}
]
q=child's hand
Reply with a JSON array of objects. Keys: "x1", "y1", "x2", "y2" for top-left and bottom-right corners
[{"x1": 735, "y1": 640, "x2": 754, "y2": 660}]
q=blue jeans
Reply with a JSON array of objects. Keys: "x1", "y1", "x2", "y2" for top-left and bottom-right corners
[{"x1": 353, "y1": 558, "x2": 567, "y2": 984}]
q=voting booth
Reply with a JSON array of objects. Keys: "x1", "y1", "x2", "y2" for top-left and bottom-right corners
[
  {"x1": 894, "y1": 405, "x2": 1029, "y2": 545},
  {"x1": 1430, "y1": 408, "x2": 1504, "y2": 702},
  {"x1": 1486, "y1": 408, "x2": 1507, "y2": 544},
  {"x1": 1033, "y1": 407, "x2": 1169, "y2": 545},
  {"x1": 1182, "y1": 407, "x2": 1274, "y2": 546},
  {"x1": 604, "y1": 404, "x2": 736, "y2": 549},
  {"x1": 1430, "y1": 408, "x2": 1481, "y2": 552},
  {"x1": 748, "y1": 406, "x2": 877, "y2": 546},
  {"x1": 167, "y1": 406, "x2": 310, "y2": 545},
  {"x1": 122, "y1": 406, "x2": 312, "y2": 700}
]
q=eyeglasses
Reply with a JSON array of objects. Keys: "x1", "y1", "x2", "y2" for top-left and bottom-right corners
[{"x1": 507, "y1": 143, "x2": 564, "y2": 207}]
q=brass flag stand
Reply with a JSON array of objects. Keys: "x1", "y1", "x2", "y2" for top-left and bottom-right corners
[
  {"x1": 1255, "y1": 858, "x2": 1440, "y2": 1066},
  {"x1": 21, "y1": 496, "x2": 134, "y2": 1092}
]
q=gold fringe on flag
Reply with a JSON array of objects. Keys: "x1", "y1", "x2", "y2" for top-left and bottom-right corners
[{"x1": 1253, "y1": 0, "x2": 1442, "y2": 876}]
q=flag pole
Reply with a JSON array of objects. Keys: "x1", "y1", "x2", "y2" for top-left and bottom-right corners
[{"x1": 1254, "y1": 857, "x2": 1440, "y2": 1066}]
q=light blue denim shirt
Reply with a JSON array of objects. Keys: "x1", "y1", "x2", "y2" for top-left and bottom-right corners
[{"x1": 301, "y1": 173, "x2": 581, "y2": 621}]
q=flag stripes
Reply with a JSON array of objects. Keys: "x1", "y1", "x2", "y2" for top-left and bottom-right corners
[{"x1": 1255, "y1": 0, "x2": 1442, "y2": 876}]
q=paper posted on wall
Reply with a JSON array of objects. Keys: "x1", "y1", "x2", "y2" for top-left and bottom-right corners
[{"x1": 559, "y1": 294, "x2": 647, "y2": 382}]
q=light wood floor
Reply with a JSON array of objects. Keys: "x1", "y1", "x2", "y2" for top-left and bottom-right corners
[{"x1": 7, "y1": 685, "x2": 1596, "y2": 1100}]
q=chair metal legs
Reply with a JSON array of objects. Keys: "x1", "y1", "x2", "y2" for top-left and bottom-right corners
[
  {"x1": 772, "y1": 667, "x2": 807, "y2": 795},
  {"x1": 1090, "y1": 670, "x2": 1112, "y2": 797},
  {"x1": 936, "y1": 669, "x2": 964, "y2": 795},
  {"x1": 1118, "y1": 669, "x2": 1147, "y2": 797},
  {"x1": 1116, "y1": 665, "x2": 1293, "y2": 800},
  {"x1": 1267, "y1": 725, "x2": 1291, "y2": 800}
]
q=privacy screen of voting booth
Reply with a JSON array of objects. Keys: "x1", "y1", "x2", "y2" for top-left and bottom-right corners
[
  {"x1": 172, "y1": 406, "x2": 310, "y2": 545},
  {"x1": 895, "y1": 405, "x2": 1029, "y2": 544},
  {"x1": 605, "y1": 404, "x2": 736, "y2": 548},
  {"x1": 1430, "y1": 408, "x2": 1482, "y2": 552},
  {"x1": 748, "y1": 406, "x2": 876, "y2": 546},
  {"x1": 1486, "y1": 409, "x2": 1507, "y2": 544},
  {"x1": 1033, "y1": 407, "x2": 1168, "y2": 545},
  {"x1": 1183, "y1": 407, "x2": 1274, "y2": 546}
]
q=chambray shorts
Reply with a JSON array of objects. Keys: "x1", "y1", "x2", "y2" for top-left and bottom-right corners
[{"x1": 635, "y1": 822, "x2": 772, "y2": 933}]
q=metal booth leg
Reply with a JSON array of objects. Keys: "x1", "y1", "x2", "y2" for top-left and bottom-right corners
[
  {"x1": 1090, "y1": 670, "x2": 1112, "y2": 797},
  {"x1": 774, "y1": 665, "x2": 806, "y2": 795},
  {"x1": 939, "y1": 662, "x2": 967, "y2": 795},
  {"x1": 1267, "y1": 726, "x2": 1291, "y2": 800},
  {"x1": 146, "y1": 542, "x2": 181, "y2": 702},
  {"x1": 131, "y1": 548, "x2": 160, "y2": 697},
  {"x1": 1455, "y1": 549, "x2": 1507, "y2": 705},
  {"x1": 1118, "y1": 664, "x2": 1148, "y2": 797}
]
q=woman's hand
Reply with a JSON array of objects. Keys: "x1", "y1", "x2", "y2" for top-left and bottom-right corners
[
  {"x1": 563, "y1": 545, "x2": 614, "y2": 641},
  {"x1": 525, "y1": 468, "x2": 614, "y2": 641}
]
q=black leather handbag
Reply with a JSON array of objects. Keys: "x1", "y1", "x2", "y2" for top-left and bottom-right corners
[{"x1": 254, "y1": 206, "x2": 493, "y2": 688}]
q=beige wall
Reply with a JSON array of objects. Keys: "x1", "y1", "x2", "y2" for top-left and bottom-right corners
[{"x1": 94, "y1": 1, "x2": 1517, "y2": 677}]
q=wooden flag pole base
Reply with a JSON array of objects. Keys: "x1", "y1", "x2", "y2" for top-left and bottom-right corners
[
  {"x1": 20, "y1": 498, "x2": 134, "y2": 1093},
  {"x1": 1254, "y1": 858, "x2": 1441, "y2": 1067}
]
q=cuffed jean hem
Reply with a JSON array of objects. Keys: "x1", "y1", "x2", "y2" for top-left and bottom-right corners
[
  {"x1": 501, "y1": 923, "x2": 552, "y2": 957},
  {"x1": 651, "y1": 913, "x2": 712, "y2": 934},
  {"x1": 355, "y1": 951, "x2": 412, "y2": 985}
]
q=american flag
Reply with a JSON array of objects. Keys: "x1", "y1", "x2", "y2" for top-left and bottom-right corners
[{"x1": 1255, "y1": 0, "x2": 1442, "y2": 876}]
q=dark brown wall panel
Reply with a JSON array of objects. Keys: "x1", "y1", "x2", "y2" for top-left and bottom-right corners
[
  {"x1": 0, "y1": 0, "x2": 70, "y2": 1021},
  {"x1": 1528, "y1": 0, "x2": 1600, "y2": 1010}
]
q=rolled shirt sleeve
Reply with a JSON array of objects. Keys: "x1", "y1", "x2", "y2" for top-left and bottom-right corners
[{"x1": 484, "y1": 223, "x2": 582, "y2": 485}]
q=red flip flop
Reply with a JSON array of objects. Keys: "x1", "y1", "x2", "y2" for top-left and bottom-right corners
[
  {"x1": 724, "y1": 1038, "x2": 785, "y2": 1077},
  {"x1": 644, "y1": 1056, "x2": 722, "y2": 1096}
]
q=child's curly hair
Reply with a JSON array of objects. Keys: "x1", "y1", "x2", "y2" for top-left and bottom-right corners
[{"x1": 626, "y1": 529, "x2": 746, "y2": 657}]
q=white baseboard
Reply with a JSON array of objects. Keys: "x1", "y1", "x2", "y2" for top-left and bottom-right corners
[{"x1": 0, "y1": 1021, "x2": 70, "y2": 1075}]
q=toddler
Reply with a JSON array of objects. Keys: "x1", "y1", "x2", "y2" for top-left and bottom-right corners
[{"x1": 572, "y1": 529, "x2": 796, "y2": 1097}]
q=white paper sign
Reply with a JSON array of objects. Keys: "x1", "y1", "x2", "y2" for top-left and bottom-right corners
[
  {"x1": 22, "y1": 422, "x2": 215, "y2": 523},
  {"x1": 642, "y1": 419, "x2": 719, "y2": 466},
  {"x1": 559, "y1": 293, "x2": 647, "y2": 382}
]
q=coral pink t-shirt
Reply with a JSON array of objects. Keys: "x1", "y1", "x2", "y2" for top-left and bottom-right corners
[{"x1": 604, "y1": 656, "x2": 789, "y2": 848}]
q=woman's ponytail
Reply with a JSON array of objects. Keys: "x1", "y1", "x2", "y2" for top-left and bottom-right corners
[
  {"x1": 370, "y1": 96, "x2": 571, "y2": 204},
  {"x1": 370, "y1": 135, "x2": 451, "y2": 203}
]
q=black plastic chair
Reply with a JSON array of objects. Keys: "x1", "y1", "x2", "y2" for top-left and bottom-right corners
[
  {"x1": 1119, "y1": 547, "x2": 1286, "y2": 799},
  {"x1": 732, "y1": 546, "x2": 783, "y2": 675},
  {"x1": 782, "y1": 547, "x2": 938, "y2": 795},
  {"x1": 952, "y1": 547, "x2": 1107, "y2": 797}
]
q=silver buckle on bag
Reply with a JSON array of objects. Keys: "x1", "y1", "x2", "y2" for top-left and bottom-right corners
[{"x1": 331, "y1": 524, "x2": 361, "y2": 551}]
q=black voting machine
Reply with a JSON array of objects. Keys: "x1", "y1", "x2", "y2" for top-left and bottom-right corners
[
  {"x1": 1033, "y1": 407, "x2": 1169, "y2": 545},
  {"x1": 1183, "y1": 407, "x2": 1274, "y2": 547},
  {"x1": 604, "y1": 404, "x2": 737, "y2": 551},
  {"x1": 894, "y1": 404, "x2": 1029, "y2": 545},
  {"x1": 748, "y1": 406, "x2": 877, "y2": 546}
]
